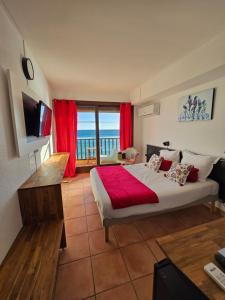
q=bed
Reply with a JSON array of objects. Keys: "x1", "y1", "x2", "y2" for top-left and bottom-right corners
[{"x1": 90, "y1": 145, "x2": 224, "y2": 242}]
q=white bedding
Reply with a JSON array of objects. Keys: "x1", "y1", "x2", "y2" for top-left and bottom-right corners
[{"x1": 90, "y1": 163, "x2": 219, "y2": 221}]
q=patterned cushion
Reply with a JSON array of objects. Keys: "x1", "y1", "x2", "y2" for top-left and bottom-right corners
[
  {"x1": 148, "y1": 154, "x2": 163, "y2": 172},
  {"x1": 165, "y1": 163, "x2": 193, "y2": 186}
]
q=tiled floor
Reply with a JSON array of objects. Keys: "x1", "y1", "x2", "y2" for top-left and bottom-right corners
[{"x1": 55, "y1": 173, "x2": 222, "y2": 300}]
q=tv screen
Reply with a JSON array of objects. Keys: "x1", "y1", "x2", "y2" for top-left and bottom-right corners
[
  {"x1": 22, "y1": 92, "x2": 38, "y2": 136},
  {"x1": 37, "y1": 101, "x2": 52, "y2": 137}
]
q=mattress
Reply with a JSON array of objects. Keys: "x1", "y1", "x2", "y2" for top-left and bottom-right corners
[{"x1": 90, "y1": 163, "x2": 219, "y2": 220}]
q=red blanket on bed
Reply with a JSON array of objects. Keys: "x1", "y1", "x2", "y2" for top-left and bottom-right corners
[{"x1": 96, "y1": 166, "x2": 159, "y2": 209}]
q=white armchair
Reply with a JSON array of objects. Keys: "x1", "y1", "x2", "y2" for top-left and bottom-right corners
[
  {"x1": 100, "y1": 148, "x2": 118, "y2": 164},
  {"x1": 119, "y1": 147, "x2": 139, "y2": 165},
  {"x1": 100, "y1": 147, "x2": 139, "y2": 165}
]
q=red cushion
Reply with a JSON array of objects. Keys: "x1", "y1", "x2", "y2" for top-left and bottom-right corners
[
  {"x1": 187, "y1": 167, "x2": 199, "y2": 182},
  {"x1": 160, "y1": 158, "x2": 173, "y2": 171}
]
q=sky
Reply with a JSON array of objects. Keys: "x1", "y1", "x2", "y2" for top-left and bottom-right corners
[{"x1": 78, "y1": 112, "x2": 120, "y2": 130}]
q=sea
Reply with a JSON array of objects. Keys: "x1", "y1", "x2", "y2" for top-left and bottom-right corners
[
  {"x1": 77, "y1": 129, "x2": 120, "y2": 159},
  {"x1": 77, "y1": 129, "x2": 119, "y2": 139}
]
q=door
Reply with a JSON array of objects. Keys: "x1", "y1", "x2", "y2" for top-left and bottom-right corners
[
  {"x1": 98, "y1": 111, "x2": 120, "y2": 165},
  {"x1": 77, "y1": 110, "x2": 97, "y2": 166},
  {"x1": 76, "y1": 103, "x2": 120, "y2": 168}
]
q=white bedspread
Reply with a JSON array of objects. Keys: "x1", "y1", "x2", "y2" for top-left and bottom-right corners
[{"x1": 90, "y1": 163, "x2": 219, "y2": 220}]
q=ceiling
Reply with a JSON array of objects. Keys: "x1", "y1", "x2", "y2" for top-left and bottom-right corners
[{"x1": 3, "y1": 0, "x2": 225, "y2": 99}]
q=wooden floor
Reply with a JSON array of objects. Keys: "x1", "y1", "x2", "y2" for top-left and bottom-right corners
[{"x1": 55, "y1": 173, "x2": 223, "y2": 300}]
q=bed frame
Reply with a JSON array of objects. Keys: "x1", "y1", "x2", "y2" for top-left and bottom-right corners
[{"x1": 94, "y1": 145, "x2": 225, "y2": 242}]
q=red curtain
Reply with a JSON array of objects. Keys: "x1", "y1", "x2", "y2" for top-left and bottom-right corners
[
  {"x1": 120, "y1": 102, "x2": 133, "y2": 151},
  {"x1": 54, "y1": 99, "x2": 77, "y2": 177}
]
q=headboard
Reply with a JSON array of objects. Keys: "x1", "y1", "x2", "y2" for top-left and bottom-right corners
[
  {"x1": 146, "y1": 144, "x2": 225, "y2": 202},
  {"x1": 145, "y1": 144, "x2": 183, "y2": 162}
]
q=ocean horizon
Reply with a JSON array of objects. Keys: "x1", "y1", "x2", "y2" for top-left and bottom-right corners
[{"x1": 77, "y1": 129, "x2": 119, "y2": 139}]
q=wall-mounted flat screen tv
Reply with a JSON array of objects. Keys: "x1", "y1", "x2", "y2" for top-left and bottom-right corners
[
  {"x1": 22, "y1": 93, "x2": 52, "y2": 137},
  {"x1": 22, "y1": 92, "x2": 38, "y2": 136},
  {"x1": 37, "y1": 100, "x2": 52, "y2": 137}
]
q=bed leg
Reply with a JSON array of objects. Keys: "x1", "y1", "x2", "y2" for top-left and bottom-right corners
[{"x1": 105, "y1": 226, "x2": 109, "y2": 243}]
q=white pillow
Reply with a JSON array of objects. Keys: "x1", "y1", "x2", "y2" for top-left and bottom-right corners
[
  {"x1": 181, "y1": 150, "x2": 219, "y2": 181},
  {"x1": 160, "y1": 149, "x2": 180, "y2": 162}
]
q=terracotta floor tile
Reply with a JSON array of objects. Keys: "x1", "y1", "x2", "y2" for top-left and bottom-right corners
[
  {"x1": 87, "y1": 214, "x2": 103, "y2": 232},
  {"x1": 78, "y1": 172, "x2": 90, "y2": 178},
  {"x1": 62, "y1": 179, "x2": 76, "y2": 184},
  {"x1": 61, "y1": 185, "x2": 70, "y2": 194},
  {"x1": 85, "y1": 202, "x2": 99, "y2": 215},
  {"x1": 134, "y1": 219, "x2": 166, "y2": 240},
  {"x1": 67, "y1": 183, "x2": 84, "y2": 196},
  {"x1": 64, "y1": 204, "x2": 86, "y2": 220},
  {"x1": 83, "y1": 177, "x2": 91, "y2": 186},
  {"x1": 65, "y1": 217, "x2": 87, "y2": 236},
  {"x1": 146, "y1": 239, "x2": 166, "y2": 262},
  {"x1": 184, "y1": 205, "x2": 221, "y2": 223},
  {"x1": 175, "y1": 209, "x2": 210, "y2": 228},
  {"x1": 55, "y1": 258, "x2": 94, "y2": 300},
  {"x1": 172, "y1": 210, "x2": 197, "y2": 227},
  {"x1": 59, "y1": 174, "x2": 222, "y2": 300},
  {"x1": 133, "y1": 274, "x2": 153, "y2": 300},
  {"x1": 92, "y1": 249, "x2": 130, "y2": 293},
  {"x1": 113, "y1": 224, "x2": 143, "y2": 247},
  {"x1": 96, "y1": 282, "x2": 137, "y2": 300},
  {"x1": 69, "y1": 177, "x2": 84, "y2": 184},
  {"x1": 63, "y1": 194, "x2": 84, "y2": 207},
  {"x1": 151, "y1": 213, "x2": 186, "y2": 234},
  {"x1": 59, "y1": 233, "x2": 90, "y2": 264},
  {"x1": 69, "y1": 188, "x2": 84, "y2": 197},
  {"x1": 121, "y1": 242, "x2": 155, "y2": 280},
  {"x1": 89, "y1": 229, "x2": 117, "y2": 255},
  {"x1": 83, "y1": 185, "x2": 93, "y2": 193},
  {"x1": 84, "y1": 193, "x2": 95, "y2": 204}
]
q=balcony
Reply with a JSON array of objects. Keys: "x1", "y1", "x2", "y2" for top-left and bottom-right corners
[{"x1": 76, "y1": 137, "x2": 120, "y2": 166}]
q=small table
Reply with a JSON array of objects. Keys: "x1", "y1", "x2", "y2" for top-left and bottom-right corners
[{"x1": 157, "y1": 218, "x2": 225, "y2": 300}]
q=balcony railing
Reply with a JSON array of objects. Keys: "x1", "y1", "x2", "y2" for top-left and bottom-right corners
[{"x1": 77, "y1": 137, "x2": 120, "y2": 160}]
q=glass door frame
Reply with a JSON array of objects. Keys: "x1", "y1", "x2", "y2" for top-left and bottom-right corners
[{"x1": 76, "y1": 100, "x2": 123, "y2": 171}]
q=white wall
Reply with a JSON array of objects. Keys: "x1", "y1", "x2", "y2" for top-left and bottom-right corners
[
  {"x1": 51, "y1": 86, "x2": 127, "y2": 102},
  {"x1": 131, "y1": 29, "x2": 225, "y2": 161},
  {"x1": 131, "y1": 30, "x2": 225, "y2": 104},
  {"x1": 134, "y1": 77, "x2": 225, "y2": 161},
  {"x1": 0, "y1": 4, "x2": 51, "y2": 263}
]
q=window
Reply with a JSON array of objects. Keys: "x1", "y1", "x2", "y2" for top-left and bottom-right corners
[{"x1": 76, "y1": 102, "x2": 120, "y2": 167}]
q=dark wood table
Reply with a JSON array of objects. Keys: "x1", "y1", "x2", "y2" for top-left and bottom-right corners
[
  {"x1": 18, "y1": 152, "x2": 69, "y2": 247},
  {"x1": 157, "y1": 218, "x2": 225, "y2": 300}
]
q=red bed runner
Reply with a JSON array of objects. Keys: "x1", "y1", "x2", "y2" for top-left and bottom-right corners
[{"x1": 96, "y1": 166, "x2": 159, "y2": 209}]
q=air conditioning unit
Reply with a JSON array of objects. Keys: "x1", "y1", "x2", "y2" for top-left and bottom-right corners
[{"x1": 138, "y1": 103, "x2": 160, "y2": 117}]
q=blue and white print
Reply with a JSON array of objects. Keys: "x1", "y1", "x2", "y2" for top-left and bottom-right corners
[{"x1": 178, "y1": 88, "x2": 214, "y2": 122}]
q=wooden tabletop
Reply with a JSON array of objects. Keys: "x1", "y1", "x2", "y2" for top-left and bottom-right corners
[
  {"x1": 157, "y1": 218, "x2": 225, "y2": 300},
  {"x1": 19, "y1": 152, "x2": 69, "y2": 189}
]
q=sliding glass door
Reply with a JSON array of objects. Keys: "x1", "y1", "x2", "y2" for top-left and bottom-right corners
[
  {"x1": 76, "y1": 103, "x2": 120, "y2": 167},
  {"x1": 77, "y1": 110, "x2": 97, "y2": 166},
  {"x1": 99, "y1": 111, "x2": 120, "y2": 165}
]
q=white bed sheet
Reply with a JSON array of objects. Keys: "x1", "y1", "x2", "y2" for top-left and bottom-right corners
[{"x1": 90, "y1": 163, "x2": 219, "y2": 220}]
